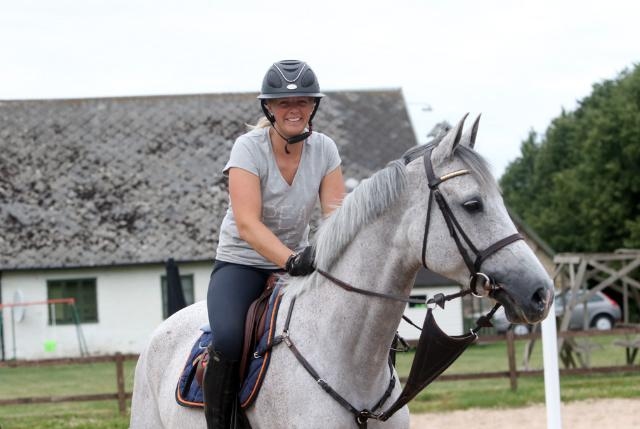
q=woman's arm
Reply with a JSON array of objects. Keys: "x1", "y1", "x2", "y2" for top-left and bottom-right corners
[
  {"x1": 228, "y1": 167, "x2": 293, "y2": 268},
  {"x1": 319, "y1": 166, "x2": 345, "y2": 217}
]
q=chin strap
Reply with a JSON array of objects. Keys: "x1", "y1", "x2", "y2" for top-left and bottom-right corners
[
  {"x1": 260, "y1": 98, "x2": 321, "y2": 153},
  {"x1": 271, "y1": 125, "x2": 312, "y2": 154}
]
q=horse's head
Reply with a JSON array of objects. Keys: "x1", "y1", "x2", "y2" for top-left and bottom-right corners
[{"x1": 404, "y1": 115, "x2": 553, "y2": 325}]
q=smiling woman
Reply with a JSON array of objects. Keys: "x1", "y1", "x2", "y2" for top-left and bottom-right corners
[
  {"x1": 268, "y1": 97, "x2": 315, "y2": 129},
  {"x1": 198, "y1": 59, "x2": 346, "y2": 428}
]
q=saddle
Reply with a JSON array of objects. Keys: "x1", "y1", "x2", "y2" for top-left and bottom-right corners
[
  {"x1": 176, "y1": 274, "x2": 283, "y2": 409},
  {"x1": 239, "y1": 274, "x2": 280, "y2": 381}
]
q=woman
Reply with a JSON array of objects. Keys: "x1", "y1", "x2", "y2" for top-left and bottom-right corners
[{"x1": 203, "y1": 60, "x2": 345, "y2": 428}]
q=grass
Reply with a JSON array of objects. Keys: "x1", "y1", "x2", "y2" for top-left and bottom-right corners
[
  {"x1": 0, "y1": 334, "x2": 638, "y2": 428},
  {"x1": 0, "y1": 361, "x2": 136, "y2": 429},
  {"x1": 396, "y1": 332, "x2": 640, "y2": 413},
  {"x1": 0, "y1": 402, "x2": 130, "y2": 429}
]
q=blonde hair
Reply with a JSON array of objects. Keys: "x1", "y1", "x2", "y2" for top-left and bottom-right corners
[{"x1": 246, "y1": 116, "x2": 272, "y2": 131}]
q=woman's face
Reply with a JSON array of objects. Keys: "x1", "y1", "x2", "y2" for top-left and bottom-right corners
[{"x1": 267, "y1": 97, "x2": 315, "y2": 137}]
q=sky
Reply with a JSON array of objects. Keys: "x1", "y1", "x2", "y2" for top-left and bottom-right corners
[{"x1": 1, "y1": 0, "x2": 639, "y2": 178}]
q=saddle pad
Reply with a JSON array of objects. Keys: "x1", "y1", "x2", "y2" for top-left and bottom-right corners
[
  {"x1": 174, "y1": 284, "x2": 283, "y2": 409},
  {"x1": 175, "y1": 330, "x2": 212, "y2": 408},
  {"x1": 239, "y1": 283, "x2": 284, "y2": 408}
]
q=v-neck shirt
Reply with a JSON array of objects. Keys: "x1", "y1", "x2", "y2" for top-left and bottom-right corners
[{"x1": 215, "y1": 127, "x2": 341, "y2": 268}]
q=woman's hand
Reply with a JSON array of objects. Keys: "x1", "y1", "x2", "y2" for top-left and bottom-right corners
[{"x1": 285, "y1": 246, "x2": 315, "y2": 276}]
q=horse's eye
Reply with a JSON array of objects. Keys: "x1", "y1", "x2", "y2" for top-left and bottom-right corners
[{"x1": 463, "y1": 199, "x2": 483, "y2": 213}]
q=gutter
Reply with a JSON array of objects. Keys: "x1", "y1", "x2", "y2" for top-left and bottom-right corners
[{"x1": 0, "y1": 257, "x2": 214, "y2": 273}]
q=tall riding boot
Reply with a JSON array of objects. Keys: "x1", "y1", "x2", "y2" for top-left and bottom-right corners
[{"x1": 203, "y1": 347, "x2": 239, "y2": 429}]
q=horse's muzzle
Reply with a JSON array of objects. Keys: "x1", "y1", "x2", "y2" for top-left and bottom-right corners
[{"x1": 494, "y1": 280, "x2": 554, "y2": 324}]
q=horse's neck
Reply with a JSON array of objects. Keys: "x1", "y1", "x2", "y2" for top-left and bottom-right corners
[{"x1": 296, "y1": 216, "x2": 417, "y2": 388}]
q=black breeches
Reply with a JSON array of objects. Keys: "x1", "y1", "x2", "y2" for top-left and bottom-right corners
[{"x1": 206, "y1": 260, "x2": 278, "y2": 361}]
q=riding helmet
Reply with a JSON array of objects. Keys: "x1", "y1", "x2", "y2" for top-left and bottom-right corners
[
  {"x1": 257, "y1": 60, "x2": 324, "y2": 99},
  {"x1": 257, "y1": 60, "x2": 323, "y2": 146}
]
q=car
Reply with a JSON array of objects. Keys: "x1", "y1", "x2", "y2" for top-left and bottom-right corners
[{"x1": 489, "y1": 290, "x2": 621, "y2": 334}]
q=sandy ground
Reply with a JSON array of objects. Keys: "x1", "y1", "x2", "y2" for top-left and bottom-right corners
[{"x1": 410, "y1": 398, "x2": 639, "y2": 429}]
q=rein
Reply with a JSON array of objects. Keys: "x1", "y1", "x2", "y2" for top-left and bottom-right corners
[
  {"x1": 273, "y1": 148, "x2": 523, "y2": 428},
  {"x1": 316, "y1": 268, "x2": 474, "y2": 309}
]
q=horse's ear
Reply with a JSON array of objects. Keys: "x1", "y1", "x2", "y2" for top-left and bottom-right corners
[
  {"x1": 431, "y1": 113, "x2": 468, "y2": 164},
  {"x1": 461, "y1": 114, "x2": 481, "y2": 149}
]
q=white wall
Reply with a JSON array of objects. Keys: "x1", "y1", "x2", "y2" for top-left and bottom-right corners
[
  {"x1": 397, "y1": 286, "x2": 463, "y2": 341},
  {"x1": 2, "y1": 266, "x2": 465, "y2": 359},
  {"x1": 1, "y1": 262, "x2": 213, "y2": 360}
]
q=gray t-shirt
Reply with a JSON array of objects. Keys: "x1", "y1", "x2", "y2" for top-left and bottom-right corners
[{"x1": 215, "y1": 127, "x2": 341, "y2": 268}]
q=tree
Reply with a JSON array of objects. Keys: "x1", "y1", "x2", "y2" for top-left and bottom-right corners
[{"x1": 500, "y1": 65, "x2": 640, "y2": 252}]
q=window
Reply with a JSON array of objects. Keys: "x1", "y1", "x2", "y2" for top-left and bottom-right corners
[
  {"x1": 47, "y1": 278, "x2": 98, "y2": 324},
  {"x1": 408, "y1": 294, "x2": 428, "y2": 308},
  {"x1": 161, "y1": 274, "x2": 195, "y2": 319}
]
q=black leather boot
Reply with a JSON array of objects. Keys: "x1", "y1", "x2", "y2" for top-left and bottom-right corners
[{"x1": 203, "y1": 347, "x2": 239, "y2": 429}]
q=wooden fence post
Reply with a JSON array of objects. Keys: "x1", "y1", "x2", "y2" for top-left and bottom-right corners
[
  {"x1": 506, "y1": 330, "x2": 518, "y2": 391},
  {"x1": 115, "y1": 353, "x2": 127, "y2": 416}
]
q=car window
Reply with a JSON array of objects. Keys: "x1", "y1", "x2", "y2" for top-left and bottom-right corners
[
  {"x1": 558, "y1": 291, "x2": 606, "y2": 305},
  {"x1": 588, "y1": 294, "x2": 604, "y2": 303}
]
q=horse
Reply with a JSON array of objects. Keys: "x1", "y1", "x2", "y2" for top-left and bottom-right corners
[{"x1": 130, "y1": 115, "x2": 554, "y2": 428}]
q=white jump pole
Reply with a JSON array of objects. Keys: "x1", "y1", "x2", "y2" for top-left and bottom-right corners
[{"x1": 541, "y1": 303, "x2": 562, "y2": 428}]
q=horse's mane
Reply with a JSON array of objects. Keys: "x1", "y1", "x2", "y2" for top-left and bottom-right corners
[
  {"x1": 314, "y1": 158, "x2": 408, "y2": 271},
  {"x1": 312, "y1": 141, "x2": 498, "y2": 272}
]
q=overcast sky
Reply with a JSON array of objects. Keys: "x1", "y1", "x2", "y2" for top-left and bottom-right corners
[{"x1": 2, "y1": 0, "x2": 639, "y2": 177}]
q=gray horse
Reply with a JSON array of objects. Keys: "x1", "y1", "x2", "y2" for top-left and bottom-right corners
[{"x1": 130, "y1": 115, "x2": 554, "y2": 428}]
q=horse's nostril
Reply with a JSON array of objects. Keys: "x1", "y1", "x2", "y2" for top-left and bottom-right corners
[{"x1": 531, "y1": 287, "x2": 548, "y2": 311}]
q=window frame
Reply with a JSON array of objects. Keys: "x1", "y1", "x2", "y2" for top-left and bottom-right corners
[
  {"x1": 46, "y1": 278, "x2": 98, "y2": 325},
  {"x1": 160, "y1": 274, "x2": 195, "y2": 319}
]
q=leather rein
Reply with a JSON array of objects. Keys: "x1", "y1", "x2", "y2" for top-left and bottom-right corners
[{"x1": 273, "y1": 148, "x2": 523, "y2": 428}]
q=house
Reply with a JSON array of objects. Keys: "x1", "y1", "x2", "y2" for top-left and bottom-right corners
[
  {"x1": 0, "y1": 89, "x2": 430, "y2": 360},
  {"x1": 0, "y1": 91, "x2": 554, "y2": 360}
]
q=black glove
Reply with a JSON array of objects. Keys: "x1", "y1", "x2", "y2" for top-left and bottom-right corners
[{"x1": 285, "y1": 246, "x2": 316, "y2": 276}]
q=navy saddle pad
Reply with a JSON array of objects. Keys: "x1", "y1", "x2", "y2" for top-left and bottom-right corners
[{"x1": 175, "y1": 283, "x2": 284, "y2": 409}]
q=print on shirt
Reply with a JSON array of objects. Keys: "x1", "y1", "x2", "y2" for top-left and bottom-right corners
[{"x1": 262, "y1": 203, "x2": 309, "y2": 249}]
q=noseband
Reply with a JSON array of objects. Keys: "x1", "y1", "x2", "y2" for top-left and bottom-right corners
[{"x1": 421, "y1": 146, "x2": 523, "y2": 297}]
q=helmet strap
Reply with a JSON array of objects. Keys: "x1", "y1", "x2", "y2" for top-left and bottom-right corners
[{"x1": 260, "y1": 98, "x2": 321, "y2": 154}]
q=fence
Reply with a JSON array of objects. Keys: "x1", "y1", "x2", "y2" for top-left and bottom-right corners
[
  {"x1": 406, "y1": 325, "x2": 640, "y2": 390},
  {"x1": 1, "y1": 327, "x2": 639, "y2": 414},
  {"x1": 0, "y1": 353, "x2": 137, "y2": 415}
]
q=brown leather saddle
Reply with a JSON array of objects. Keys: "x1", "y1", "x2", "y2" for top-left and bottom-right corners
[{"x1": 195, "y1": 274, "x2": 281, "y2": 386}]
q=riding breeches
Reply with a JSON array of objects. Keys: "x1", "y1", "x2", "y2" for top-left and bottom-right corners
[{"x1": 206, "y1": 260, "x2": 279, "y2": 361}]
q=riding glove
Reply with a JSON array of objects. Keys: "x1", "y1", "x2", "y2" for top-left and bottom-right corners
[{"x1": 285, "y1": 246, "x2": 315, "y2": 276}]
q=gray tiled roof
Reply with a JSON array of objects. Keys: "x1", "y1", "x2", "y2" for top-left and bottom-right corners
[{"x1": 0, "y1": 90, "x2": 417, "y2": 270}]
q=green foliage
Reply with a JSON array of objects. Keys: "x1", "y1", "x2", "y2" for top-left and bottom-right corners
[{"x1": 500, "y1": 64, "x2": 640, "y2": 252}]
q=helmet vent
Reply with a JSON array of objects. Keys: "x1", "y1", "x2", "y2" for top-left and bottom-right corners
[
  {"x1": 266, "y1": 70, "x2": 282, "y2": 89},
  {"x1": 301, "y1": 70, "x2": 316, "y2": 88}
]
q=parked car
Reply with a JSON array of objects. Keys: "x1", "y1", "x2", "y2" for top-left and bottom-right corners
[{"x1": 490, "y1": 290, "x2": 621, "y2": 335}]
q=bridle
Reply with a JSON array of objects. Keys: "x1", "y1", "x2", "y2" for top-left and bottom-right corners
[
  {"x1": 273, "y1": 147, "x2": 524, "y2": 428},
  {"x1": 421, "y1": 145, "x2": 523, "y2": 297},
  {"x1": 317, "y1": 145, "x2": 524, "y2": 305}
]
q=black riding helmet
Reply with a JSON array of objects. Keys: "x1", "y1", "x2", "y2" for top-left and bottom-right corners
[{"x1": 257, "y1": 60, "x2": 324, "y2": 148}]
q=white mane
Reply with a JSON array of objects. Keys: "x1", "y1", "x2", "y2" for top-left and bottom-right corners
[{"x1": 314, "y1": 159, "x2": 408, "y2": 271}]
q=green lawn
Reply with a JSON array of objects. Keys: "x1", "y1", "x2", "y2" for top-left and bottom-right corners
[{"x1": 0, "y1": 335, "x2": 638, "y2": 428}]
